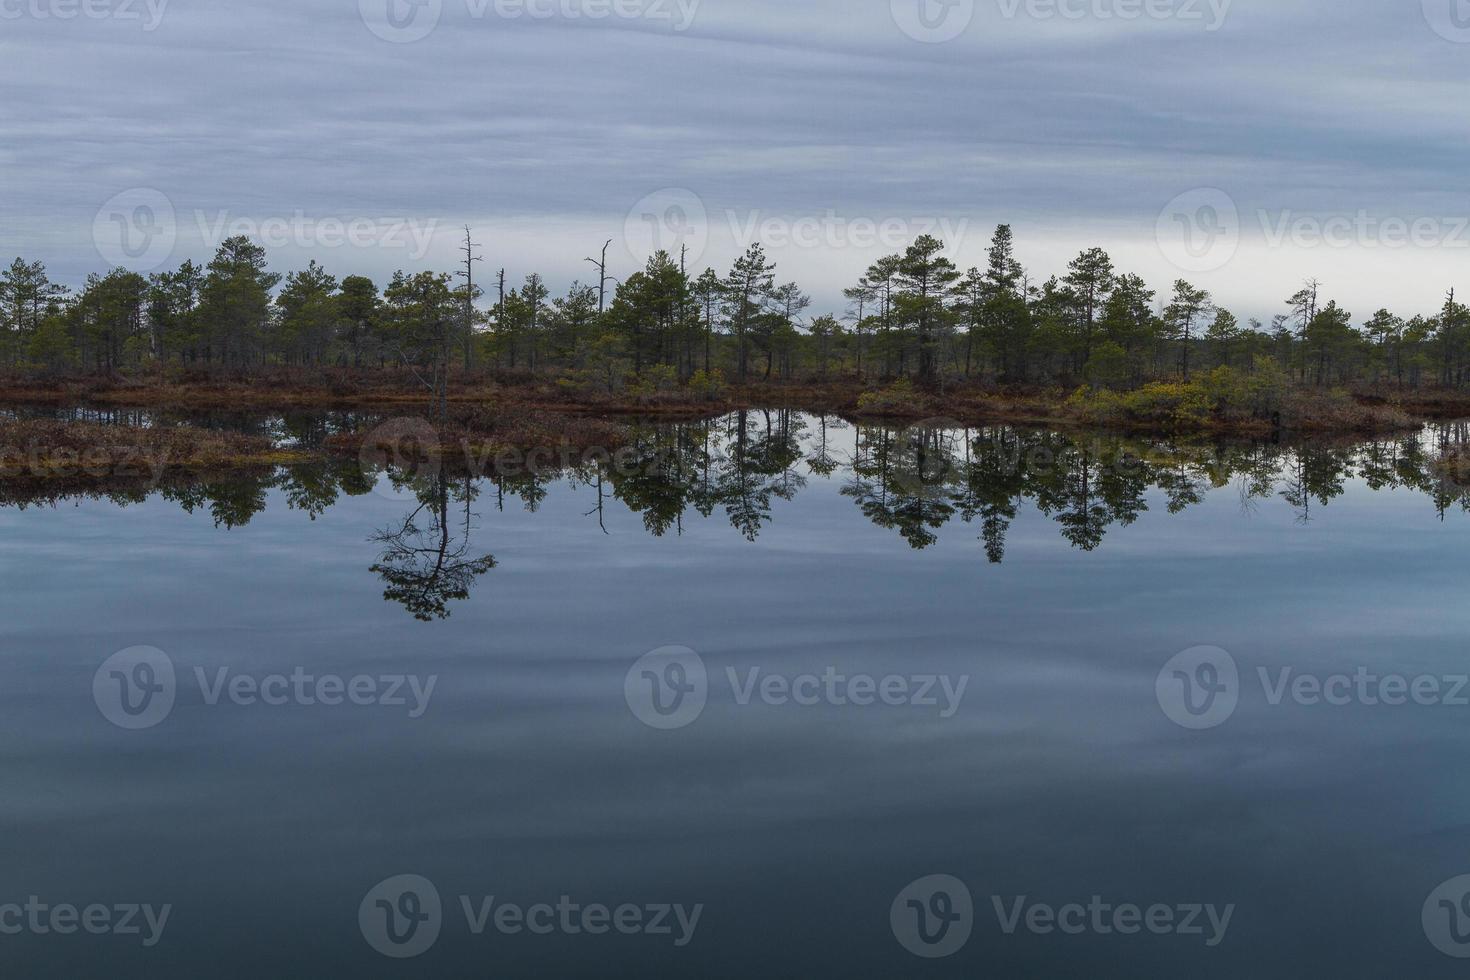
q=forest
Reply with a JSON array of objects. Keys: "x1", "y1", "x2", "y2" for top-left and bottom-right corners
[
  {"x1": 7, "y1": 225, "x2": 1470, "y2": 385},
  {"x1": 3, "y1": 225, "x2": 1469, "y2": 433}
]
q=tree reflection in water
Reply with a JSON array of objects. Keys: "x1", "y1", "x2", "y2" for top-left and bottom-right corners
[
  {"x1": 369, "y1": 471, "x2": 496, "y2": 621},
  {"x1": 5, "y1": 414, "x2": 1470, "y2": 617}
]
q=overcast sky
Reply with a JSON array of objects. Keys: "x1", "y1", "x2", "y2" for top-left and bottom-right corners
[{"x1": 3, "y1": 0, "x2": 1468, "y2": 323}]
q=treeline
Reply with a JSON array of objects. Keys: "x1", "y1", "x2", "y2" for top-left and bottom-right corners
[{"x1": 5, "y1": 225, "x2": 1470, "y2": 391}]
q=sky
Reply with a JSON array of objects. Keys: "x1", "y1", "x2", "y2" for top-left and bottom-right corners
[{"x1": 3, "y1": 0, "x2": 1469, "y2": 325}]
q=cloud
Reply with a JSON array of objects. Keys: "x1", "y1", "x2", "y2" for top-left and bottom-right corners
[{"x1": 2, "y1": 0, "x2": 1466, "y2": 323}]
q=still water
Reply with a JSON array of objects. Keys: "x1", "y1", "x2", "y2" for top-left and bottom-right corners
[{"x1": 3, "y1": 410, "x2": 1470, "y2": 977}]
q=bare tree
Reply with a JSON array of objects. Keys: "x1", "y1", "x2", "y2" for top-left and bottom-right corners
[
  {"x1": 585, "y1": 239, "x2": 614, "y2": 314},
  {"x1": 456, "y1": 226, "x2": 483, "y2": 371}
]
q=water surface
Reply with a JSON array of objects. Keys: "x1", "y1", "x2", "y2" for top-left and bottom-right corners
[{"x1": 3, "y1": 411, "x2": 1470, "y2": 977}]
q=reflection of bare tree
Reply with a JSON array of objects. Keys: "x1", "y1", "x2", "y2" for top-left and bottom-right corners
[
  {"x1": 371, "y1": 473, "x2": 496, "y2": 621},
  {"x1": 17, "y1": 416, "x2": 1470, "y2": 567}
]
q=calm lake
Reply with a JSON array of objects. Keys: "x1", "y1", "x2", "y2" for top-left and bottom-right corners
[{"x1": 4, "y1": 410, "x2": 1470, "y2": 977}]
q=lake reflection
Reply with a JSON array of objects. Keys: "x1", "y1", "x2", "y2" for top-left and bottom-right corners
[
  {"x1": 3, "y1": 412, "x2": 1470, "y2": 977},
  {"x1": 6, "y1": 412, "x2": 1470, "y2": 621}
]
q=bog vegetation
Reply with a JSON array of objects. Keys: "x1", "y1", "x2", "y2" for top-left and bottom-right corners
[{"x1": 3, "y1": 225, "x2": 1467, "y2": 430}]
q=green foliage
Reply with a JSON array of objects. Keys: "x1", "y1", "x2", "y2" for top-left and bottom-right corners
[
  {"x1": 582, "y1": 331, "x2": 630, "y2": 393},
  {"x1": 1084, "y1": 341, "x2": 1128, "y2": 389},
  {"x1": 26, "y1": 316, "x2": 77, "y2": 372},
  {"x1": 199, "y1": 236, "x2": 281, "y2": 368},
  {"x1": 894, "y1": 234, "x2": 961, "y2": 383},
  {"x1": 688, "y1": 368, "x2": 727, "y2": 402},
  {"x1": 275, "y1": 260, "x2": 339, "y2": 365},
  {"x1": 856, "y1": 377, "x2": 928, "y2": 414},
  {"x1": 1066, "y1": 357, "x2": 1408, "y2": 433},
  {"x1": 629, "y1": 363, "x2": 679, "y2": 399},
  {"x1": 337, "y1": 275, "x2": 381, "y2": 367},
  {"x1": 724, "y1": 243, "x2": 777, "y2": 383},
  {"x1": 6, "y1": 222, "x2": 1469, "y2": 410},
  {"x1": 1070, "y1": 364, "x2": 1288, "y2": 428}
]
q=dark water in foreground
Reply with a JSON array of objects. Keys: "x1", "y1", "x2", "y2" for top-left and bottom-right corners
[{"x1": 4, "y1": 410, "x2": 1470, "y2": 977}]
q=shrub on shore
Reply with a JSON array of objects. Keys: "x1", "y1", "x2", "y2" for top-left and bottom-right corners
[
  {"x1": 855, "y1": 378, "x2": 932, "y2": 416},
  {"x1": 1067, "y1": 362, "x2": 1415, "y2": 434}
]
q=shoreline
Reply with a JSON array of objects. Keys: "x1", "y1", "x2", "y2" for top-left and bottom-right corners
[
  {"x1": 1, "y1": 370, "x2": 1460, "y2": 438},
  {"x1": 0, "y1": 404, "x2": 1463, "y2": 500}
]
